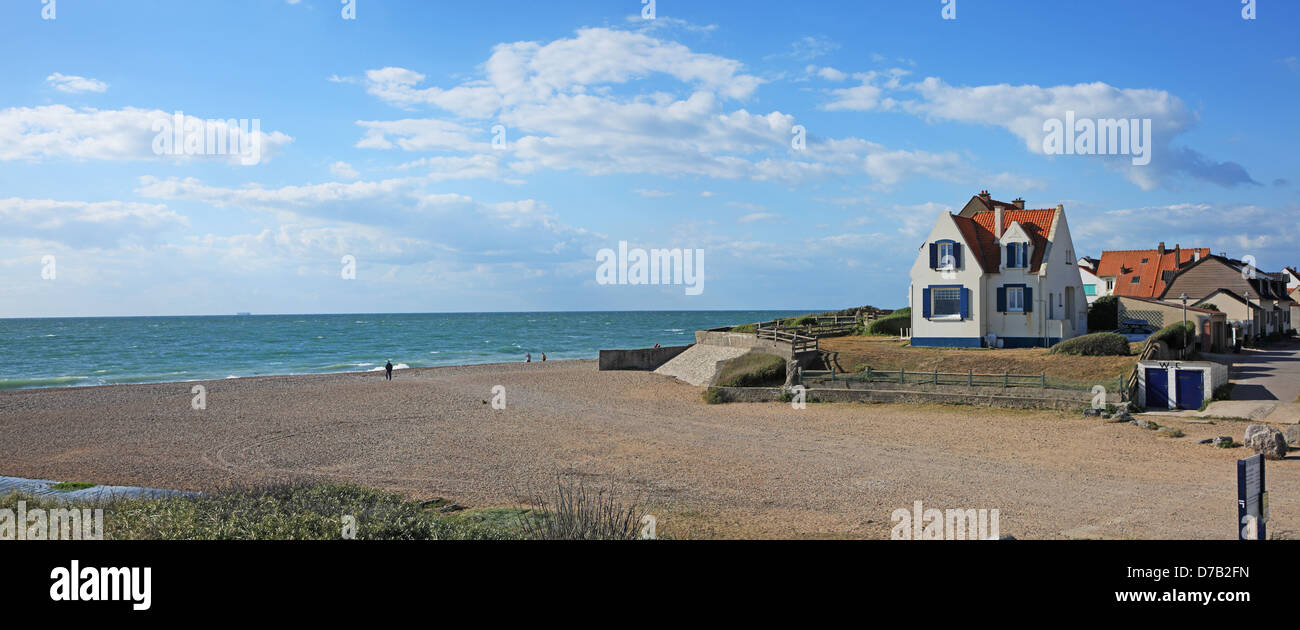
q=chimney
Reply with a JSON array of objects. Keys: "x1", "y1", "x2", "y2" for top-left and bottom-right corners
[
  {"x1": 994, "y1": 205, "x2": 1004, "y2": 239},
  {"x1": 1012, "y1": 197, "x2": 1025, "y2": 209},
  {"x1": 1174, "y1": 244, "x2": 1180, "y2": 261},
  {"x1": 1157, "y1": 242, "x2": 1165, "y2": 255},
  {"x1": 979, "y1": 190, "x2": 991, "y2": 205}
]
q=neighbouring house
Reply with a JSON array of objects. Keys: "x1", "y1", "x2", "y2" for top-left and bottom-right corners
[
  {"x1": 1115, "y1": 295, "x2": 1228, "y2": 353},
  {"x1": 1093, "y1": 243, "x2": 1211, "y2": 299},
  {"x1": 1078, "y1": 256, "x2": 1104, "y2": 304},
  {"x1": 908, "y1": 195, "x2": 1087, "y2": 348},
  {"x1": 1157, "y1": 254, "x2": 1295, "y2": 339},
  {"x1": 1284, "y1": 268, "x2": 1300, "y2": 329}
]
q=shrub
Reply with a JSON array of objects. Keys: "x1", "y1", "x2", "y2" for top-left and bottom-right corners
[
  {"x1": 729, "y1": 323, "x2": 756, "y2": 333},
  {"x1": 1198, "y1": 303, "x2": 1219, "y2": 312},
  {"x1": 1157, "y1": 426, "x2": 1185, "y2": 438},
  {"x1": 516, "y1": 475, "x2": 651, "y2": 541},
  {"x1": 0, "y1": 482, "x2": 524, "y2": 540},
  {"x1": 715, "y1": 352, "x2": 786, "y2": 387},
  {"x1": 702, "y1": 387, "x2": 727, "y2": 404},
  {"x1": 1049, "y1": 332, "x2": 1131, "y2": 356},
  {"x1": 1148, "y1": 321, "x2": 1195, "y2": 350},
  {"x1": 1087, "y1": 295, "x2": 1119, "y2": 332},
  {"x1": 784, "y1": 314, "x2": 816, "y2": 328},
  {"x1": 864, "y1": 307, "x2": 910, "y2": 336}
]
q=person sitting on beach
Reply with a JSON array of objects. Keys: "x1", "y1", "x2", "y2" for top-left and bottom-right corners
[{"x1": 385, "y1": 360, "x2": 393, "y2": 381}]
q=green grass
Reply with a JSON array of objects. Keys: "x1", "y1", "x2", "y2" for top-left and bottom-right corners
[
  {"x1": 49, "y1": 481, "x2": 97, "y2": 491},
  {"x1": 715, "y1": 352, "x2": 786, "y2": 387},
  {"x1": 862, "y1": 307, "x2": 910, "y2": 336},
  {"x1": 729, "y1": 323, "x2": 756, "y2": 333}
]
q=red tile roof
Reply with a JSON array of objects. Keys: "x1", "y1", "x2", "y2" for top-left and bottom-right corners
[
  {"x1": 1095, "y1": 247, "x2": 1210, "y2": 298},
  {"x1": 961, "y1": 208, "x2": 1057, "y2": 273}
]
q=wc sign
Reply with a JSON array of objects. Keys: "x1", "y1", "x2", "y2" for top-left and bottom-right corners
[{"x1": 1237, "y1": 454, "x2": 1267, "y2": 540}]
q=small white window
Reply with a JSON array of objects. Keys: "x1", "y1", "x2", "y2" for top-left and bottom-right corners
[
  {"x1": 938, "y1": 242, "x2": 954, "y2": 266},
  {"x1": 1007, "y1": 287, "x2": 1025, "y2": 312}
]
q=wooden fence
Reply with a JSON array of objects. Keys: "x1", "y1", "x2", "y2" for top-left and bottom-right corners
[{"x1": 802, "y1": 366, "x2": 1123, "y2": 393}]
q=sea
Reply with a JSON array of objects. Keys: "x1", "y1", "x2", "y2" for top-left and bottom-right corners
[{"x1": 0, "y1": 311, "x2": 811, "y2": 390}]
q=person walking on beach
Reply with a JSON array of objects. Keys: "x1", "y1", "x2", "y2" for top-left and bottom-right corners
[
  {"x1": 526, "y1": 352, "x2": 531, "y2": 363},
  {"x1": 541, "y1": 352, "x2": 546, "y2": 362},
  {"x1": 385, "y1": 360, "x2": 393, "y2": 381}
]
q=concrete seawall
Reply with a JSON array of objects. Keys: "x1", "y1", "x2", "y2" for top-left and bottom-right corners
[{"x1": 598, "y1": 345, "x2": 692, "y2": 371}]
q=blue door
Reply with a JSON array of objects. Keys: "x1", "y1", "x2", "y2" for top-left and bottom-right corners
[
  {"x1": 1145, "y1": 368, "x2": 1170, "y2": 409},
  {"x1": 1175, "y1": 370, "x2": 1204, "y2": 410}
]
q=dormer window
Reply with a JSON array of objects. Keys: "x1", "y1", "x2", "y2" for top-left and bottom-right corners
[{"x1": 1005, "y1": 242, "x2": 1028, "y2": 269}]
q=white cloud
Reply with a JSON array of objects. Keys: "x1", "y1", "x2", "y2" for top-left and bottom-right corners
[
  {"x1": 833, "y1": 75, "x2": 1258, "y2": 190},
  {"x1": 737, "y1": 212, "x2": 780, "y2": 224},
  {"x1": 0, "y1": 197, "x2": 187, "y2": 248},
  {"x1": 349, "y1": 28, "x2": 998, "y2": 188},
  {"x1": 0, "y1": 105, "x2": 293, "y2": 164},
  {"x1": 634, "y1": 188, "x2": 673, "y2": 198},
  {"x1": 45, "y1": 73, "x2": 109, "y2": 94},
  {"x1": 330, "y1": 161, "x2": 360, "y2": 179}
]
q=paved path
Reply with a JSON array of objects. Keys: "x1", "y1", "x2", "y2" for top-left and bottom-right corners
[
  {"x1": 1201, "y1": 340, "x2": 1300, "y2": 423},
  {"x1": 0, "y1": 475, "x2": 194, "y2": 502}
]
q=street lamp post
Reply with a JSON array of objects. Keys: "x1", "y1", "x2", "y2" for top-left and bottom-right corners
[{"x1": 1180, "y1": 293, "x2": 1189, "y2": 359}]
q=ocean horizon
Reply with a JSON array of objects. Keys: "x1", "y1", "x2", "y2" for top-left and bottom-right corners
[{"x1": 0, "y1": 310, "x2": 815, "y2": 390}]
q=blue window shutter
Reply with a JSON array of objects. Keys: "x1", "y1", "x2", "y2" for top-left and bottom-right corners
[
  {"x1": 1024, "y1": 286, "x2": 1034, "y2": 312},
  {"x1": 922, "y1": 287, "x2": 931, "y2": 319},
  {"x1": 996, "y1": 286, "x2": 1006, "y2": 312},
  {"x1": 960, "y1": 288, "x2": 970, "y2": 319},
  {"x1": 1022, "y1": 244, "x2": 1029, "y2": 269},
  {"x1": 952, "y1": 243, "x2": 962, "y2": 269},
  {"x1": 929, "y1": 243, "x2": 938, "y2": 269},
  {"x1": 1006, "y1": 244, "x2": 1014, "y2": 268}
]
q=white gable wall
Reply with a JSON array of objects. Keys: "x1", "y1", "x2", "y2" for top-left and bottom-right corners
[{"x1": 908, "y1": 214, "x2": 983, "y2": 346}]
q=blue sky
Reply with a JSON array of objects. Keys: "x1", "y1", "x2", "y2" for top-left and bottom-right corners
[{"x1": 2, "y1": 0, "x2": 1297, "y2": 317}]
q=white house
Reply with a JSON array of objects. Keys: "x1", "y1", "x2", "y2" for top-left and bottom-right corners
[
  {"x1": 1078, "y1": 256, "x2": 1105, "y2": 304},
  {"x1": 908, "y1": 198, "x2": 1088, "y2": 347}
]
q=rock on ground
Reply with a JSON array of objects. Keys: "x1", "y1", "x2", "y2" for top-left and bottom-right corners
[{"x1": 1244, "y1": 424, "x2": 1288, "y2": 460}]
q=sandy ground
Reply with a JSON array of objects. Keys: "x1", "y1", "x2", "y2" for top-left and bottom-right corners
[{"x1": 1, "y1": 359, "x2": 1295, "y2": 539}]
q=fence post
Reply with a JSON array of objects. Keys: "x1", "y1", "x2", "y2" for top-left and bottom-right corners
[
  {"x1": 1041, "y1": 372, "x2": 1047, "y2": 388},
  {"x1": 865, "y1": 366, "x2": 871, "y2": 382},
  {"x1": 968, "y1": 369, "x2": 973, "y2": 387},
  {"x1": 899, "y1": 368, "x2": 905, "y2": 384},
  {"x1": 933, "y1": 368, "x2": 938, "y2": 385},
  {"x1": 1003, "y1": 372, "x2": 1008, "y2": 388}
]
